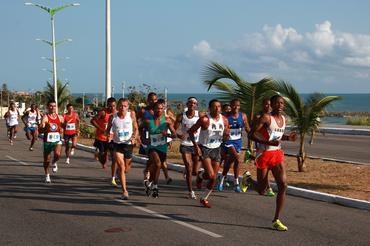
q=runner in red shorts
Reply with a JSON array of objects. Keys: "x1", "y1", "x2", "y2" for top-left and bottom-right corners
[{"x1": 249, "y1": 95, "x2": 296, "y2": 231}]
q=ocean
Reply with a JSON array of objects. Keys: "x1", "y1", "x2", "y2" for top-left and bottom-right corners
[{"x1": 72, "y1": 93, "x2": 370, "y2": 125}]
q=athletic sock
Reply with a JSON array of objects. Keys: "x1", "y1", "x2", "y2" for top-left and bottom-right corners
[
  {"x1": 220, "y1": 175, "x2": 226, "y2": 184},
  {"x1": 234, "y1": 177, "x2": 239, "y2": 185},
  {"x1": 153, "y1": 184, "x2": 158, "y2": 189},
  {"x1": 202, "y1": 189, "x2": 213, "y2": 200}
]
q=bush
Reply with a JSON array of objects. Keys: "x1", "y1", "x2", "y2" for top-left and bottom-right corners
[
  {"x1": 346, "y1": 117, "x2": 370, "y2": 126},
  {"x1": 79, "y1": 123, "x2": 95, "y2": 139}
]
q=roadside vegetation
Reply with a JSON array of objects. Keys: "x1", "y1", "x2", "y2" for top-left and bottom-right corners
[{"x1": 346, "y1": 116, "x2": 370, "y2": 126}]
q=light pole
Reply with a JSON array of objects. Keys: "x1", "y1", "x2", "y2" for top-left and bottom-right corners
[
  {"x1": 0, "y1": 89, "x2": 2, "y2": 118},
  {"x1": 122, "y1": 81, "x2": 125, "y2": 98},
  {"x1": 25, "y1": 2, "x2": 79, "y2": 113},
  {"x1": 105, "y1": 0, "x2": 112, "y2": 100}
]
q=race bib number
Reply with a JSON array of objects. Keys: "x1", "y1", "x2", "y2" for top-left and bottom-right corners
[
  {"x1": 47, "y1": 132, "x2": 60, "y2": 143},
  {"x1": 150, "y1": 133, "x2": 166, "y2": 146},
  {"x1": 118, "y1": 129, "x2": 130, "y2": 142},
  {"x1": 66, "y1": 123, "x2": 76, "y2": 130},
  {"x1": 230, "y1": 128, "x2": 242, "y2": 140}
]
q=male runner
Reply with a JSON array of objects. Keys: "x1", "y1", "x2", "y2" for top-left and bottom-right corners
[
  {"x1": 4, "y1": 102, "x2": 20, "y2": 145},
  {"x1": 21, "y1": 103, "x2": 39, "y2": 151},
  {"x1": 91, "y1": 97, "x2": 117, "y2": 184},
  {"x1": 188, "y1": 99, "x2": 229, "y2": 208},
  {"x1": 39, "y1": 100, "x2": 64, "y2": 183},
  {"x1": 241, "y1": 98, "x2": 275, "y2": 195},
  {"x1": 174, "y1": 97, "x2": 203, "y2": 199},
  {"x1": 63, "y1": 104, "x2": 80, "y2": 164},
  {"x1": 217, "y1": 99, "x2": 250, "y2": 192},
  {"x1": 249, "y1": 95, "x2": 297, "y2": 231},
  {"x1": 106, "y1": 98, "x2": 138, "y2": 200},
  {"x1": 144, "y1": 100, "x2": 176, "y2": 198},
  {"x1": 137, "y1": 92, "x2": 157, "y2": 187}
]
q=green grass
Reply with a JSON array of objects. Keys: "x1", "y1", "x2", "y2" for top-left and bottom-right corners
[{"x1": 346, "y1": 116, "x2": 370, "y2": 126}]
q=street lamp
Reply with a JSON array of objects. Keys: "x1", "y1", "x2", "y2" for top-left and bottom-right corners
[
  {"x1": 106, "y1": 0, "x2": 111, "y2": 100},
  {"x1": 25, "y1": 2, "x2": 79, "y2": 113}
]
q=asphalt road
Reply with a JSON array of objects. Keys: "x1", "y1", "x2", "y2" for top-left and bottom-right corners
[
  {"x1": 1, "y1": 128, "x2": 370, "y2": 245},
  {"x1": 282, "y1": 133, "x2": 370, "y2": 164}
]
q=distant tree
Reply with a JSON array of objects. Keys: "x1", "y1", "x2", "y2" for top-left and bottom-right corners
[{"x1": 43, "y1": 79, "x2": 70, "y2": 112}]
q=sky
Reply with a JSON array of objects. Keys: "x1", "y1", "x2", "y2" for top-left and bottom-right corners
[{"x1": 2, "y1": 0, "x2": 370, "y2": 94}]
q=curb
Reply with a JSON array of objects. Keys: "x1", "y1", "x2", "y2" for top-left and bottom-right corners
[{"x1": 76, "y1": 143, "x2": 370, "y2": 211}]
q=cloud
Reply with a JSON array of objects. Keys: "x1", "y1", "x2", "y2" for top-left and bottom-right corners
[{"x1": 192, "y1": 40, "x2": 214, "y2": 58}]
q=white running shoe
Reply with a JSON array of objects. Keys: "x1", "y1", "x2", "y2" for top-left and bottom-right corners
[
  {"x1": 70, "y1": 149, "x2": 75, "y2": 156},
  {"x1": 52, "y1": 163, "x2": 58, "y2": 173},
  {"x1": 65, "y1": 158, "x2": 70, "y2": 164},
  {"x1": 45, "y1": 174, "x2": 51, "y2": 183},
  {"x1": 188, "y1": 191, "x2": 197, "y2": 199}
]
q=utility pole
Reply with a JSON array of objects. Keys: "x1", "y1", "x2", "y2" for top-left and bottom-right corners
[
  {"x1": 122, "y1": 81, "x2": 125, "y2": 98},
  {"x1": 105, "y1": 0, "x2": 112, "y2": 100}
]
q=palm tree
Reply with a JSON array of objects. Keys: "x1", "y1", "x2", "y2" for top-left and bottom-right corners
[
  {"x1": 43, "y1": 79, "x2": 70, "y2": 112},
  {"x1": 202, "y1": 62, "x2": 277, "y2": 152},
  {"x1": 275, "y1": 81, "x2": 341, "y2": 172}
]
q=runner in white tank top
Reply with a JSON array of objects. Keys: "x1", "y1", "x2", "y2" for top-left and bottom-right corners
[
  {"x1": 21, "y1": 103, "x2": 39, "y2": 151},
  {"x1": 106, "y1": 98, "x2": 139, "y2": 200},
  {"x1": 249, "y1": 95, "x2": 297, "y2": 231},
  {"x1": 174, "y1": 97, "x2": 204, "y2": 199},
  {"x1": 4, "y1": 102, "x2": 19, "y2": 145},
  {"x1": 188, "y1": 99, "x2": 229, "y2": 208}
]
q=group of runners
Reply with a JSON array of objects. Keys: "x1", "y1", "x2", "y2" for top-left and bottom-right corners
[{"x1": 3, "y1": 92, "x2": 296, "y2": 231}]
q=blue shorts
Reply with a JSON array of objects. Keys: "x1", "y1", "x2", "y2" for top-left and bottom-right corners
[
  {"x1": 24, "y1": 127, "x2": 37, "y2": 133},
  {"x1": 223, "y1": 139, "x2": 242, "y2": 153}
]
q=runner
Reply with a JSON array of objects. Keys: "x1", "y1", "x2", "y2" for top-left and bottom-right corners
[
  {"x1": 91, "y1": 97, "x2": 117, "y2": 185},
  {"x1": 137, "y1": 92, "x2": 157, "y2": 189},
  {"x1": 174, "y1": 97, "x2": 204, "y2": 199},
  {"x1": 144, "y1": 100, "x2": 176, "y2": 198},
  {"x1": 241, "y1": 98, "x2": 275, "y2": 195},
  {"x1": 249, "y1": 95, "x2": 297, "y2": 231},
  {"x1": 3, "y1": 102, "x2": 20, "y2": 145},
  {"x1": 188, "y1": 99, "x2": 229, "y2": 208},
  {"x1": 39, "y1": 100, "x2": 64, "y2": 183},
  {"x1": 21, "y1": 103, "x2": 39, "y2": 151},
  {"x1": 63, "y1": 104, "x2": 80, "y2": 164},
  {"x1": 106, "y1": 98, "x2": 138, "y2": 200},
  {"x1": 217, "y1": 99, "x2": 250, "y2": 193}
]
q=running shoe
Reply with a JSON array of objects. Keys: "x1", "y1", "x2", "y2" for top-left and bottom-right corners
[
  {"x1": 152, "y1": 188, "x2": 159, "y2": 198},
  {"x1": 266, "y1": 187, "x2": 276, "y2": 197},
  {"x1": 200, "y1": 198, "x2": 211, "y2": 208},
  {"x1": 70, "y1": 148, "x2": 75, "y2": 156},
  {"x1": 188, "y1": 191, "x2": 197, "y2": 199},
  {"x1": 94, "y1": 151, "x2": 99, "y2": 161},
  {"x1": 14, "y1": 135, "x2": 17, "y2": 139},
  {"x1": 29, "y1": 147, "x2": 34, "y2": 151},
  {"x1": 45, "y1": 175, "x2": 51, "y2": 183},
  {"x1": 122, "y1": 192, "x2": 129, "y2": 200},
  {"x1": 10, "y1": 140, "x2": 13, "y2": 146},
  {"x1": 272, "y1": 219, "x2": 288, "y2": 231},
  {"x1": 196, "y1": 173, "x2": 203, "y2": 189},
  {"x1": 216, "y1": 176, "x2": 224, "y2": 192},
  {"x1": 52, "y1": 163, "x2": 58, "y2": 173},
  {"x1": 240, "y1": 171, "x2": 251, "y2": 192},
  {"x1": 166, "y1": 177, "x2": 173, "y2": 185},
  {"x1": 144, "y1": 180, "x2": 151, "y2": 196},
  {"x1": 65, "y1": 158, "x2": 70, "y2": 165},
  {"x1": 111, "y1": 178, "x2": 118, "y2": 187},
  {"x1": 234, "y1": 184, "x2": 241, "y2": 193}
]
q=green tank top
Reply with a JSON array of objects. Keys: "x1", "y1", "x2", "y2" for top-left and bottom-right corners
[{"x1": 148, "y1": 115, "x2": 168, "y2": 153}]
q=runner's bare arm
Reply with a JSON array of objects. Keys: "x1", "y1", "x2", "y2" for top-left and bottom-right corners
[
  {"x1": 75, "y1": 114, "x2": 81, "y2": 135},
  {"x1": 39, "y1": 115, "x2": 49, "y2": 133},
  {"x1": 222, "y1": 115, "x2": 230, "y2": 140},
  {"x1": 166, "y1": 116, "x2": 177, "y2": 138},
  {"x1": 282, "y1": 132, "x2": 297, "y2": 141},
  {"x1": 131, "y1": 111, "x2": 139, "y2": 145},
  {"x1": 90, "y1": 111, "x2": 106, "y2": 132},
  {"x1": 105, "y1": 114, "x2": 114, "y2": 137},
  {"x1": 21, "y1": 111, "x2": 28, "y2": 126},
  {"x1": 188, "y1": 116, "x2": 208, "y2": 156},
  {"x1": 174, "y1": 114, "x2": 185, "y2": 140},
  {"x1": 242, "y1": 113, "x2": 251, "y2": 134}
]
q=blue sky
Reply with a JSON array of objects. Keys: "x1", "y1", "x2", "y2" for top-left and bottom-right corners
[{"x1": 2, "y1": 0, "x2": 370, "y2": 94}]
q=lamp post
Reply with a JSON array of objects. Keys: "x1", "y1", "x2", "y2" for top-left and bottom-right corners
[
  {"x1": 25, "y1": 2, "x2": 79, "y2": 113},
  {"x1": 105, "y1": 0, "x2": 112, "y2": 100},
  {"x1": 122, "y1": 81, "x2": 125, "y2": 98},
  {"x1": 0, "y1": 89, "x2": 2, "y2": 118}
]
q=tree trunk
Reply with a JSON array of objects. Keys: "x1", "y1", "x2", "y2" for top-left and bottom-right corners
[{"x1": 297, "y1": 134, "x2": 306, "y2": 172}]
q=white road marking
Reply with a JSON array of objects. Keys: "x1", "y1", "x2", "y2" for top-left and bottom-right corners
[
  {"x1": 115, "y1": 199, "x2": 223, "y2": 238},
  {"x1": 5, "y1": 155, "x2": 29, "y2": 165}
]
